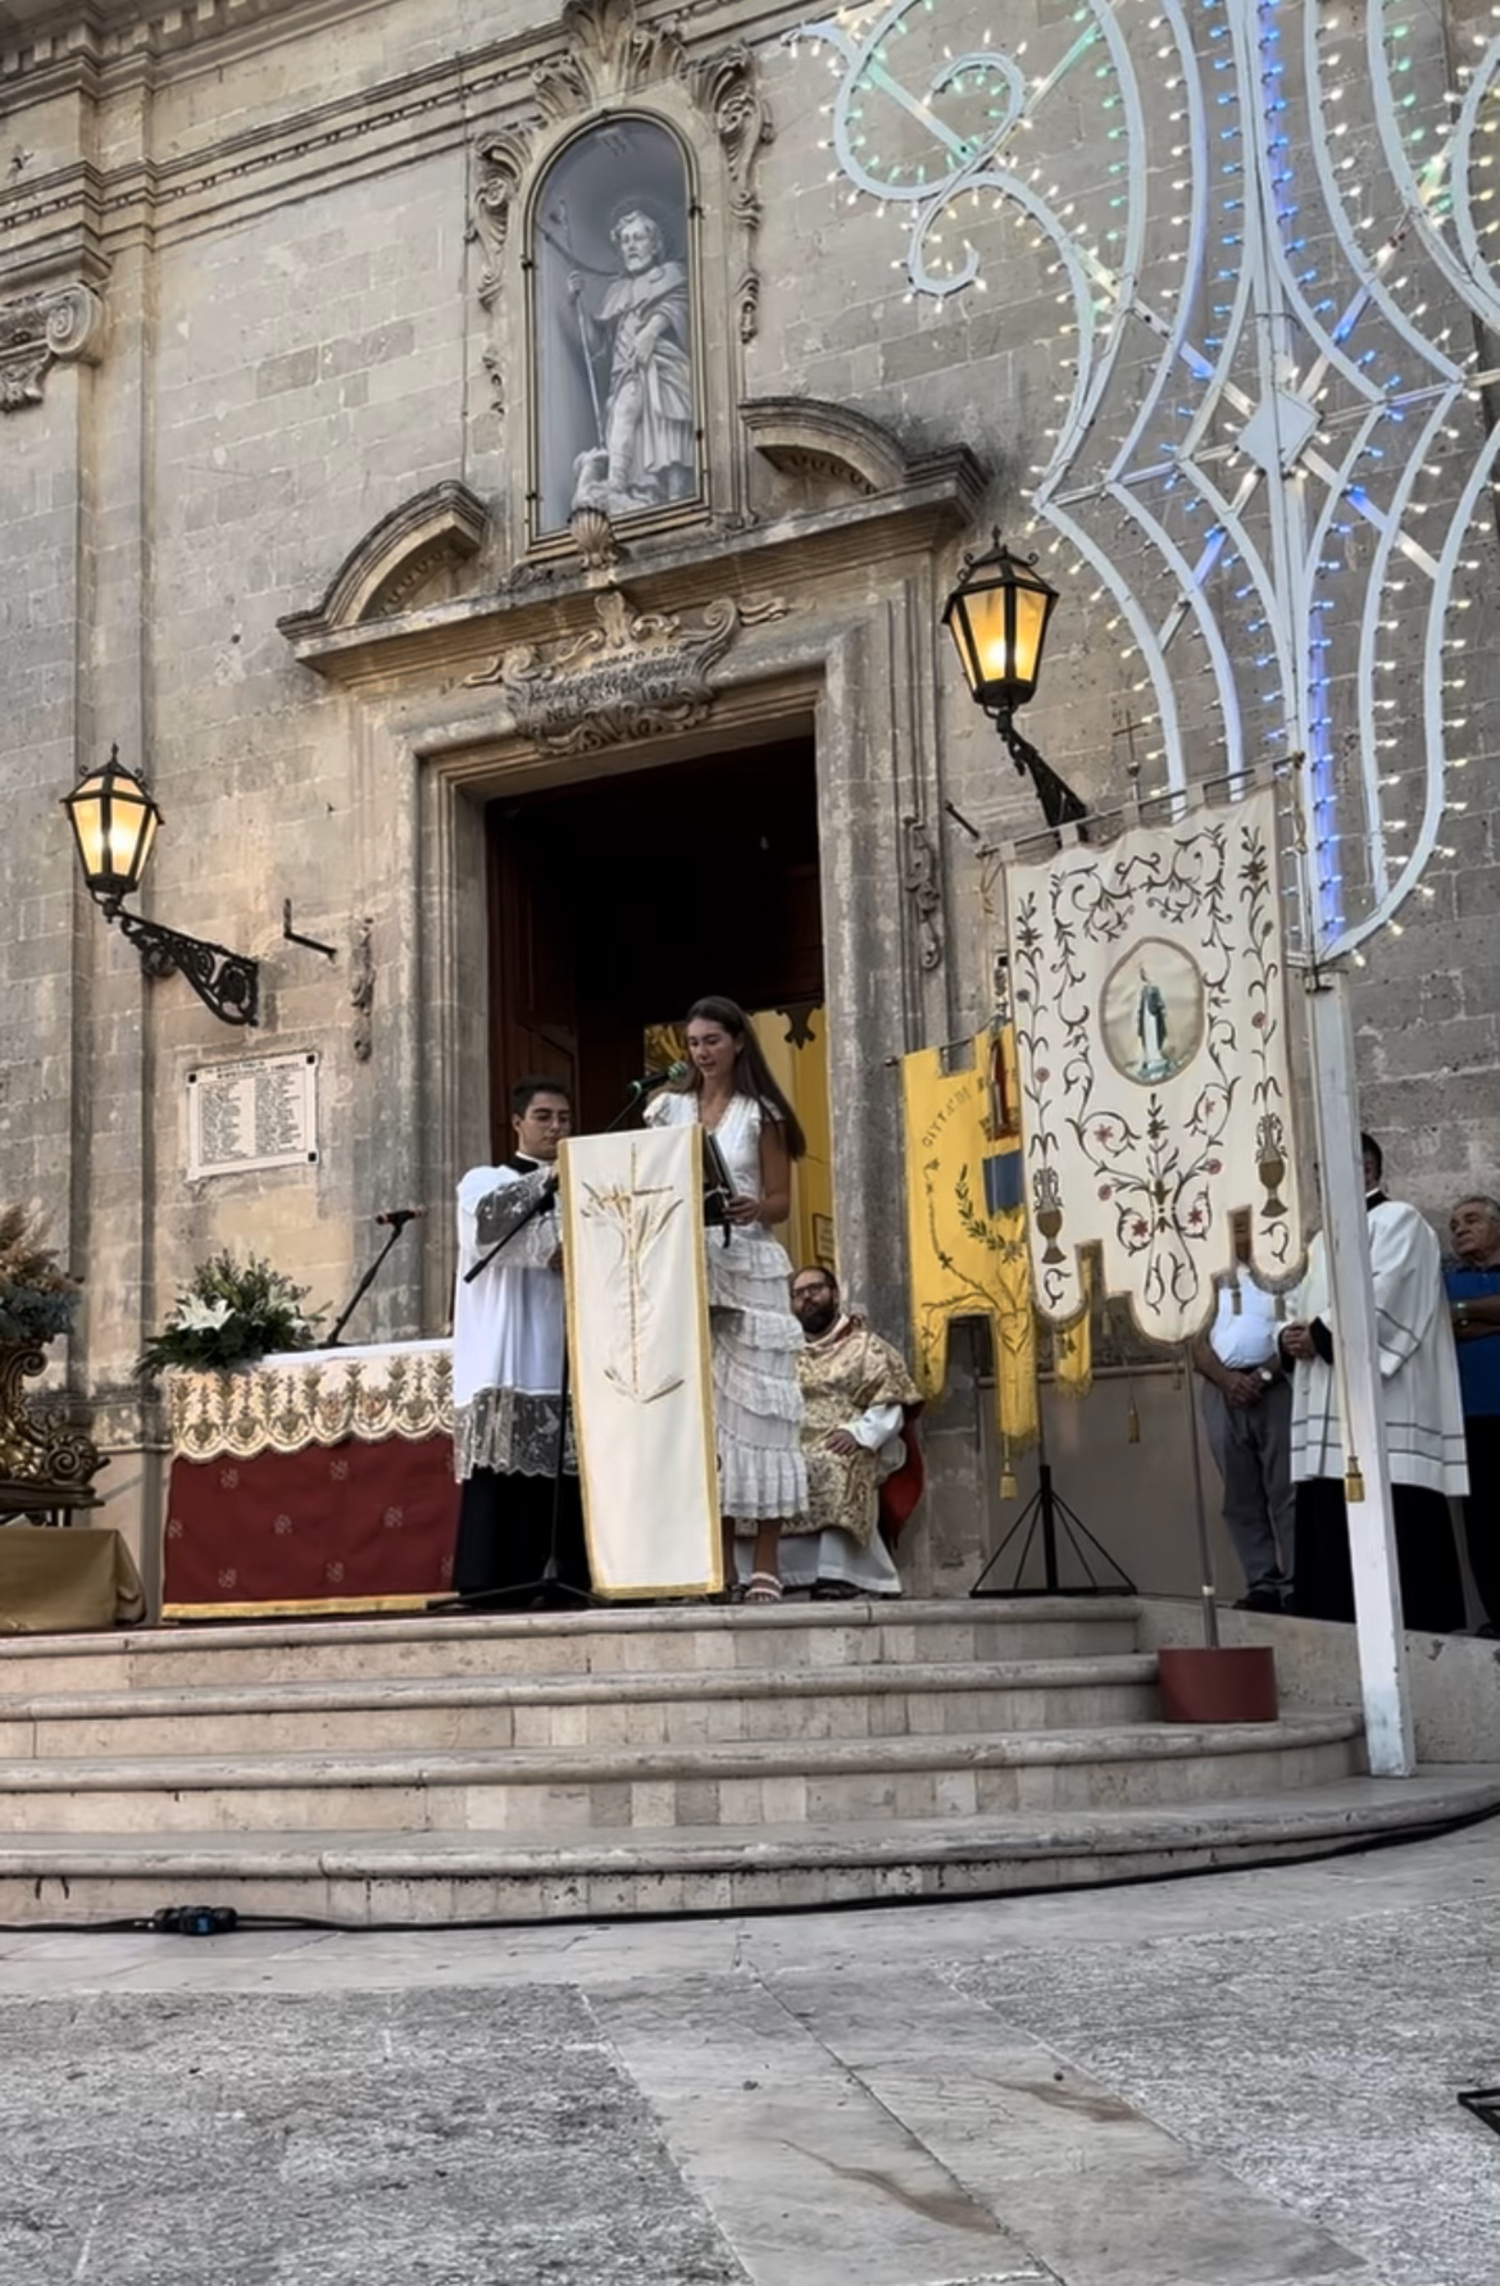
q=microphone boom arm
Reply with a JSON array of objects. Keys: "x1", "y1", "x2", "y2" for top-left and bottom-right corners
[{"x1": 326, "y1": 1216, "x2": 419, "y2": 1347}]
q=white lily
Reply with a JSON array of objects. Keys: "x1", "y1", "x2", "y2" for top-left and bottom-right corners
[{"x1": 175, "y1": 1295, "x2": 234, "y2": 1332}]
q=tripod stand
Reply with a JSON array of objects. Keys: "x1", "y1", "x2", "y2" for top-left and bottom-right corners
[{"x1": 970, "y1": 1421, "x2": 1134, "y2": 1598}]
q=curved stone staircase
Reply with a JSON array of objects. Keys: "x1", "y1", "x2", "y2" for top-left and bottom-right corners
[{"x1": 0, "y1": 1599, "x2": 1495, "y2": 1925}]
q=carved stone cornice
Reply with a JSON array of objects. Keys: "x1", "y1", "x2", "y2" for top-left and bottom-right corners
[
  {"x1": 460, "y1": 585, "x2": 790, "y2": 754},
  {"x1": 0, "y1": 282, "x2": 103, "y2": 411},
  {"x1": 472, "y1": 0, "x2": 773, "y2": 352},
  {"x1": 279, "y1": 420, "x2": 985, "y2": 691}
]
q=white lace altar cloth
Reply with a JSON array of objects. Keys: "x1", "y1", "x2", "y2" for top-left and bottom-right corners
[
  {"x1": 1007, "y1": 791, "x2": 1304, "y2": 1345},
  {"x1": 164, "y1": 1339, "x2": 453, "y2": 1463}
]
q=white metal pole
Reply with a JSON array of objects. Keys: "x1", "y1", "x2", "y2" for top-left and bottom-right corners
[
  {"x1": 1303, "y1": 971, "x2": 1416, "y2": 1778},
  {"x1": 1228, "y1": 0, "x2": 1417, "y2": 1779}
]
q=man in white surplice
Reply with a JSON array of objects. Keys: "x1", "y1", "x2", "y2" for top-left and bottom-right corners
[
  {"x1": 449, "y1": 1075, "x2": 589, "y2": 1601},
  {"x1": 1282, "y1": 1131, "x2": 1466, "y2": 1632}
]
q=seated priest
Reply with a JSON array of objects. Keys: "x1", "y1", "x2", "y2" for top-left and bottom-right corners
[
  {"x1": 785, "y1": 1266, "x2": 924, "y2": 1599},
  {"x1": 449, "y1": 1075, "x2": 590, "y2": 1604}
]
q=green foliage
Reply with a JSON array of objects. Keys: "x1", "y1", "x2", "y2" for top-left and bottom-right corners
[
  {"x1": 138, "y1": 1251, "x2": 324, "y2": 1376},
  {"x1": 0, "y1": 1205, "x2": 81, "y2": 1345}
]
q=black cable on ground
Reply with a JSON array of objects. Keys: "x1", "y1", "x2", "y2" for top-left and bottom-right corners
[{"x1": 0, "y1": 1796, "x2": 1496, "y2": 1939}]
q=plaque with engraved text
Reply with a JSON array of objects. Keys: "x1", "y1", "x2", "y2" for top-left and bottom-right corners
[{"x1": 187, "y1": 1052, "x2": 320, "y2": 1181}]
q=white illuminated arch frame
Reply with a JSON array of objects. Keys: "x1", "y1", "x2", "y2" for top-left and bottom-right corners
[{"x1": 793, "y1": 0, "x2": 1500, "y2": 964}]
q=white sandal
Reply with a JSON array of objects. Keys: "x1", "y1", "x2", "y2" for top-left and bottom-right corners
[{"x1": 743, "y1": 1571, "x2": 783, "y2": 1604}]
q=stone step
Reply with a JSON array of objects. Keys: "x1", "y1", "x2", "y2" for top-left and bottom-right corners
[
  {"x1": 0, "y1": 1714, "x2": 1365, "y2": 1834},
  {"x1": 0, "y1": 1656, "x2": 1164, "y2": 1759},
  {"x1": 0, "y1": 1597, "x2": 1143, "y2": 1699},
  {"x1": 1, "y1": 1766, "x2": 1493, "y2": 1926}
]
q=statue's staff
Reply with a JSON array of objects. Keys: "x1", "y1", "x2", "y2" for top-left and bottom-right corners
[{"x1": 544, "y1": 201, "x2": 607, "y2": 449}]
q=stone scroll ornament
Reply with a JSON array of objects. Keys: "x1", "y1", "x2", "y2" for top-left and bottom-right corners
[
  {"x1": 1007, "y1": 791, "x2": 1303, "y2": 1347},
  {"x1": 0, "y1": 285, "x2": 104, "y2": 413}
]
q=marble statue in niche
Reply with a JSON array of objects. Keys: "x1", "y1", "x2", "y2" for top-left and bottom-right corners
[{"x1": 533, "y1": 119, "x2": 698, "y2": 531}]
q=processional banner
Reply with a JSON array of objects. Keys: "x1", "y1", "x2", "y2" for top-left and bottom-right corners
[
  {"x1": 901, "y1": 1028, "x2": 1090, "y2": 1469},
  {"x1": 558, "y1": 1126, "x2": 721, "y2": 1598},
  {"x1": 1006, "y1": 791, "x2": 1302, "y2": 1345}
]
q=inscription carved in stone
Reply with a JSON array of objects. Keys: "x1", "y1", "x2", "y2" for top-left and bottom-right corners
[{"x1": 463, "y1": 585, "x2": 789, "y2": 754}]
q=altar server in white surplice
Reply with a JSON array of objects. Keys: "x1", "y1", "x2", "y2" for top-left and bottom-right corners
[
  {"x1": 449, "y1": 1075, "x2": 590, "y2": 1602},
  {"x1": 1282, "y1": 1132, "x2": 1466, "y2": 1633}
]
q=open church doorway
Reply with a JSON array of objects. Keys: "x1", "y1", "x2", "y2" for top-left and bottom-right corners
[{"x1": 485, "y1": 734, "x2": 835, "y2": 1272}]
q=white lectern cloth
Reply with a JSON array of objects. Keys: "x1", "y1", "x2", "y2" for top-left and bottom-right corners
[{"x1": 559, "y1": 1126, "x2": 721, "y2": 1597}]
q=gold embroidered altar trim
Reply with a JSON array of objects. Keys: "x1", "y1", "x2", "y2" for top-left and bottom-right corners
[{"x1": 164, "y1": 1345, "x2": 453, "y2": 1462}]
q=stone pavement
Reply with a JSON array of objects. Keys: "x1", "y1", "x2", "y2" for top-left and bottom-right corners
[{"x1": 0, "y1": 1818, "x2": 1497, "y2": 2286}]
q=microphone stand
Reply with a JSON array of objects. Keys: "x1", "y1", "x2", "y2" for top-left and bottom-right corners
[
  {"x1": 433, "y1": 1077, "x2": 666, "y2": 1616},
  {"x1": 325, "y1": 1216, "x2": 420, "y2": 1349}
]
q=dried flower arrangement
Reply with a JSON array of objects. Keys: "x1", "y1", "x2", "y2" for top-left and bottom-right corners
[{"x1": 0, "y1": 1206, "x2": 81, "y2": 1346}]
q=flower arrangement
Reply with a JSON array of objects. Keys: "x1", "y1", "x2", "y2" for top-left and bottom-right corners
[
  {"x1": 138, "y1": 1252, "x2": 324, "y2": 1375},
  {"x1": 0, "y1": 1205, "x2": 81, "y2": 1346}
]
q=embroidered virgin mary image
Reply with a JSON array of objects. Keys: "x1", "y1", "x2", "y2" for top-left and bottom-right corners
[
  {"x1": 532, "y1": 119, "x2": 698, "y2": 533},
  {"x1": 1100, "y1": 937, "x2": 1205, "y2": 1087}
]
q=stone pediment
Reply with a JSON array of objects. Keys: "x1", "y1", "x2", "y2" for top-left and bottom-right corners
[
  {"x1": 278, "y1": 405, "x2": 984, "y2": 692},
  {"x1": 276, "y1": 481, "x2": 489, "y2": 645},
  {"x1": 739, "y1": 397, "x2": 918, "y2": 501}
]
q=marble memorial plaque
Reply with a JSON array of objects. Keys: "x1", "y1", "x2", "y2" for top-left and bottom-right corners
[{"x1": 187, "y1": 1050, "x2": 319, "y2": 1180}]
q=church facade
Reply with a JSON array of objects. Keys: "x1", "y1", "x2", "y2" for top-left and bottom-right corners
[{"x1": 2, "y1": 0, "x2": 1496, "y2": 1594}]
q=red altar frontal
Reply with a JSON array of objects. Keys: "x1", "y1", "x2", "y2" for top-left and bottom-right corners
[{"x1": 162, "y1": 1340, "x2": 457, "y2": 1618}]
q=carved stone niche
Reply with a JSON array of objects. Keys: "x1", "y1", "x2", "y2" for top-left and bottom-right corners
[
  {"x1": 472, "y1": 0, "x2": 772, "y2": 347},
  {"x1": 0, "y1": 283, "x2": 104, "y2": 413},
  {"x1": 276, "y1": 481, "x2": 490, "y2": 645}
]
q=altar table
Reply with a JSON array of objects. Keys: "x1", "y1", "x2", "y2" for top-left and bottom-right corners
[{"x1": 162, "y1": 1340, "x2": 458, "y2": 1619}]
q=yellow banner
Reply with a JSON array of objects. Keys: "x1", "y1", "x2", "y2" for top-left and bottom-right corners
[{"x1": 901, "y1": 1029, "x2": 1089, "y2": 1472}]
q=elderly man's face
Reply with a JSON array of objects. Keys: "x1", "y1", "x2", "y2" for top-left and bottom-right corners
[
  {"x1": 790, "y1": 1272, "x2": 839, "y2": 1337},
  {"x1": 1451, "y1": 1200, "x2": 1500, "y2": 1264},
  {"x1": 616, "y1": 216, "x2": 657, "y2": 273}
]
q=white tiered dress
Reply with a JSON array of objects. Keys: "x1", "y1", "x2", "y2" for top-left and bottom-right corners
[{"x1": 646, "y1": 1089, "x2": 808, "y2": 1526}]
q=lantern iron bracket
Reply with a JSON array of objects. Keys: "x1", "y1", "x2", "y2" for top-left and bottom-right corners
[
  {"x1": 98, "y1": 895, "x2": 260, "y2": 1028},
  {"x1": 992, "y1": 709, "x2": 1089, "y2": 839}
]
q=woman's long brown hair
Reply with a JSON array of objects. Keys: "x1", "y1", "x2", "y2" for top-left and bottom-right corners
[{"x1": 681, "y1": 995, "x2": 808, "y2": 1160}]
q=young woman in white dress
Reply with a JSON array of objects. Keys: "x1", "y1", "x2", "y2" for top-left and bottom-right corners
[{"x1": 646, "y1": 996, "x2": 809, "y2": 1600}]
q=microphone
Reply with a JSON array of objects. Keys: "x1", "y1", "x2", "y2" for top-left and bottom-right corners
[
  {"x1": 628, "y1": 1060, "x2": 690, "y2": 1099},
  {"x1": 375, "y1": 1206, "x2": 425, "y2": 1229}
]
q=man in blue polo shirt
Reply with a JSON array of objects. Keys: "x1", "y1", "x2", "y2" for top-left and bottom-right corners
[{"x1": 1446, "y1": 1194, "x2": 1500, "y2": 1637}]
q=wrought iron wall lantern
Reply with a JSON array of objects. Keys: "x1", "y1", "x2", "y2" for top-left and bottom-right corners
[
  {"x1": 942, "y1": 534, "x2": 1088, "y2": 835},
  {"x1": 62, "y1": 750, "x2": 260, "y2": 1027}
]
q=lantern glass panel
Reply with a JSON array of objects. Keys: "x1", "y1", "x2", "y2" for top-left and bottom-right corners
[{"x1": 64, "y1": 764, "x2": 161, "y2": 897}]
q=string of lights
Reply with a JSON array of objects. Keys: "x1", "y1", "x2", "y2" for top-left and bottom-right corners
[{"x1": 792, "y1": 0, "x2": 1500, "y2": 965}]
